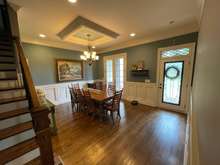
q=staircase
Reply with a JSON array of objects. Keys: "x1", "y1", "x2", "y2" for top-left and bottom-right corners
[
  {"x1": 0, "y1": 34, "x2": 40, "y2": 164},
  {"x1": 0, "y1": 1, "x2": 54, "y2": 164}
]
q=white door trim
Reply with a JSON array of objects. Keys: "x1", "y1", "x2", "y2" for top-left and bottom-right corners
[
  {"x1": 103, "y1": 53, "x2": 127, "y2": 86},
  {"x1": 156, "y1": 43, "x2": 196, "y2": 113}
]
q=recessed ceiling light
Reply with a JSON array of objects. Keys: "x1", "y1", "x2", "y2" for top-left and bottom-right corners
[
  {"x1": 68, "y1": 0, "x2": 77, "y2": 3},
  {"x1": 169, "y1": 20, "x2": 175, "y2": 24},
  {"x1": 39, "y1": 34, "x2": 46, "y2": 38},
  {"x1": 130, "y1": 33, "x2": 136, "y2": 37},
  {"x1": 92, "y1": 46, "x2": 96, "y2": 49}
]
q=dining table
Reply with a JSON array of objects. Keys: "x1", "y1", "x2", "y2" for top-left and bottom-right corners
[
  {"x1": 88, "y1": 88, "x2": 114, "y2": 102},
  {"x1": 87, "y1": 88, "x2": 114, "y2": 119}
]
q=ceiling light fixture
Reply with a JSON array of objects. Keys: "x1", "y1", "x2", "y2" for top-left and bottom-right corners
[
  {"x1": 130, "y1": 33, "x2": 136, "y2": 37},
  {"x1": 169, "y1": 20, "x2": 175, "y2": 25},
  {"x1": 80, "y1": 34, "x2": 99, "y2": 66},
  {"x1": 39, "y1": 34, "x2": 46, "y2": 38},
  {"x1": 68, "y1": 0, "x2": 77, "y2": 3}
]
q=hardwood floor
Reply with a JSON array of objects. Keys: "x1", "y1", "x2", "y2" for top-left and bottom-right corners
[{"x1": 52, "y1": 101, "x2": 186, "y2": 165}]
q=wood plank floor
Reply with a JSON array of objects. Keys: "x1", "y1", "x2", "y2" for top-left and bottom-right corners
[{"x1": 52, "y1": 101, "x2": 186, "y2": 165}]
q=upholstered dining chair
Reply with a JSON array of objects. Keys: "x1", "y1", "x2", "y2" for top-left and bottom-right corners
[{"x1": 104, "y1": 89, "x2": 123, "y2": 125}]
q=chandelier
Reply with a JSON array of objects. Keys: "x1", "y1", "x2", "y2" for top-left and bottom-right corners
[{"x1": 80, "y1": 34, "x2": 99, "y2": 66}]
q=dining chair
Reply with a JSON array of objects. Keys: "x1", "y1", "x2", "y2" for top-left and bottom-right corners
[
  {"x1": 69, "y1": 87, "x2": 80, "y2": 112},
  {"x1": 101, "y1": 82, "x2": 107, "y2": 91},
  {"x1": 72, "y1": 83, "x2": 80, "y2": 90},
  {"x1": 108, "y1": 83, "x2": 116, "y2": 94},
  {"x1": 75, "y1": 88, "x2": 85, "y2": 111},
  {"x1": 82, "y1": 89, "x2": 97, "y2": 114},
  {"x1": 104, "y1": 89, "x2": 123, "y2": 125},
  {"x1": 95, "y1": 81, "x2": 103, "y2": 90}
]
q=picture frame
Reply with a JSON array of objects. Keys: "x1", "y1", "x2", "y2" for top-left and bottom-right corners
[{"x1": 56, "y1": 59, "x2": 83, "y2": 82}]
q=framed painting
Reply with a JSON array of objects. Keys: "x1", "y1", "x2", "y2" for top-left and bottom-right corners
[{"x1": 56, "y1": 59, "x2": 83, "y2": 82}]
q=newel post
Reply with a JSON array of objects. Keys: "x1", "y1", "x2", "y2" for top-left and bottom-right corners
[{"x1": 32, "y1": 107, "x2": 54, "y2": 165}]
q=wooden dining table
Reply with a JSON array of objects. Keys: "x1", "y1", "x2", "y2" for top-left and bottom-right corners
[
  {"x1": 87, "y1": 88, "x2": 114, "y2": 119},
  {"x1": 88, "y1": 88, "x2": 114, "y2": 102}
]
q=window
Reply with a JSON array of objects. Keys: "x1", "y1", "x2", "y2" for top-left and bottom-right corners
[
  {"x1": 106, "y1": 60, "x2": 113, "y2": 84},
  {"x1": 104, "y1": 54, "x2": 126, "y2": 91},
  {"x1": 161, "y1": 48, "x2": 190, "y2": 58}
]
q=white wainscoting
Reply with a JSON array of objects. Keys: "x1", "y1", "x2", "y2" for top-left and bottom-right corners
[
  {"x1": 35, "y1": 80, "x2": 94, "y2": 105},
  {"x1": 36, "y1": 80, "x2": 158, "y2": 107},
  {"x1": 123, "y1": 82, "x2": 158, "y2": 107}
]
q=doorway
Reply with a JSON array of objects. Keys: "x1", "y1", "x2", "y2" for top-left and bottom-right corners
[
  {"x1": 157, "y1": 43, "x2": 195, "y2": 112},
  {"x1": 103, "y1": 53, "x2": 127, "y2": 91}
]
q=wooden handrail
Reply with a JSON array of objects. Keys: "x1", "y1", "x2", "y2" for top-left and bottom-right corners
[
  {"x1": 13, "y1": 37, "x2": 55, "y2": 164},
  {"x1": 13, "y1": 37, "x2": 40, "y2": 108}
]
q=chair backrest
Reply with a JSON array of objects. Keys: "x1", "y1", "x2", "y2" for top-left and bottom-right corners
[
  {"x1": 108, "y1": 83, "x2": 116, "y2": 94},
  {"x1": 75, "y1": 88, "x2": 84, "y2": 102},
  {"x1": 82, "y1": 89, "x2": 91, "y2": 98},
  {"x1": 72, "y1": 83, "x2": 80, "y2": 90},
  {"x1": 112, "y1": 89, "x2": 123, "y2": 110},
  {"x1": 95, "y1": 81, "x2": 103, "y2": 90},
  {"x1": 69, "y1": 87, "x2": 76, "y2": 102}
]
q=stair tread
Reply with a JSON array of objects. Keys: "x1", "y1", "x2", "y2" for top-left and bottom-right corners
[
  {"x1": 0, "y1": 121, "x2": 33, "y2": 140},
  {"x1": 25, "y1": 156, "x2": 41, "y2": 165},
  {"x1": 0, "y1": 107, "x2": 29, "y2": 120},
  {"x1": 0, "y1": 96, "x2": 27, "y2": 105},
  {"x1": 0, "y1": 138, "x2": 38, "y2": 164},
  {"x1": 0, "y1": 87, "x2": 23, "y2": 92}
]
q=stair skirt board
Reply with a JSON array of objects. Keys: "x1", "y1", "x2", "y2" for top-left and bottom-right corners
[
  {"x1": 0, "y1": 80, "x2": 20, "y2": 89},
  {"x1": 0, "y1": 100, "x2": 28, "y2": 113},
  {"x1": 0, "y1": 114, "x2": 32, "y2": 130},
  {"x1": 0, "y1": 129, "x2": 35, "y2": 151},
  {"x1": 0, "y1": 71, "x2": 17, "y2": 79},
  {"x1": 0, "y1": 89, "x2": 26, "y2": 100},
  {"x1": 5, "y1": 148, "x2": 40, "y2": 165}
]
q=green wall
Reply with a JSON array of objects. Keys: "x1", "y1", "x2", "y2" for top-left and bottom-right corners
[
  {"x1": 23, "y1": 32, "x2": 198, "y2": 86},
  {"x1": 23, "y1": 43, "x2": 95, "y2": 86},
  {"x1": 97, "y1": 32, "x2": 198, "y2": 83}
]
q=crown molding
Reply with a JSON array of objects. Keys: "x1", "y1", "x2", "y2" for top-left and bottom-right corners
[
  {"x1": 21, "y1": 37, "x2": 85, "y2": 52},
  {"x1": 97, "y1": 24, "x2": 199, "y2": 54}
]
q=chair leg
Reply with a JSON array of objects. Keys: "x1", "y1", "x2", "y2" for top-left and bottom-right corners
[
  {"x1": 110, "y1": 111, "x2": 114, "y2": 125},
  {"x1": 117, "y1": 109, "x2": 121, "y2": 118},
  {"x1": 77, "y1": 103, "x2": 79, "y2": 112}
]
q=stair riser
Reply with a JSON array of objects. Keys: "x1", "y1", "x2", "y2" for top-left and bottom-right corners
[
  {"x1": 0, "y1": 50, "x2": 13, "y2": 56},
  {"x1": 0, "y1": 80, "x2": 20, "y2": 89},
  {"x1": 0, "y1": 129, "x2": 35, "y2": 151},
  {"x1": 0, "y1": 100, "x2": 28, "y2": 113},
  {"x1": 0, "y1": 114, "x2": 32, "y2": 130},
  {"x1": 0, "y1": 45, "x2": 12, "y2": 50},
  {"x1": 6, "y1": 148, "x2": 40, "y2": 165},
  {"x1": 0, "y1": 56, "x2": 15, "y2": 63},
  {"x1": 0, "y1": 90, "x2": 26, "y2": 100},
  {"x1": 0, "y1": 71, "x2": 17, "y2": 79},
  {"x1": 0, "y1": 63, "x2": 16, "y2": 70}
]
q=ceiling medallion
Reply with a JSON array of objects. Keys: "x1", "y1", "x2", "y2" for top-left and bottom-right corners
[{"x1": 80, "y1": 34, "x2": 99, "y2": 66}]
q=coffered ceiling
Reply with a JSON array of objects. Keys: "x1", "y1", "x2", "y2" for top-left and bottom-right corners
[{"x1": 8, "y1": 0, "x2": 201, "y2": 53}]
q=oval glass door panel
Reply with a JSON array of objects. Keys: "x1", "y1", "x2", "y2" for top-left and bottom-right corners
[{"x1": 162, "y1": 61, "x2": 184, "y2": 105}]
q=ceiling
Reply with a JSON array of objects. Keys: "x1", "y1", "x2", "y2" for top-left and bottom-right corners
[{"x1": 8, "y1": 0, "x2": 201, "y2": 53}]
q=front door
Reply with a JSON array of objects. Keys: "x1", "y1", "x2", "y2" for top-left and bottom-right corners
[{"x1": 158, "y1": 44, "x2": 194, "y2": 111}]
